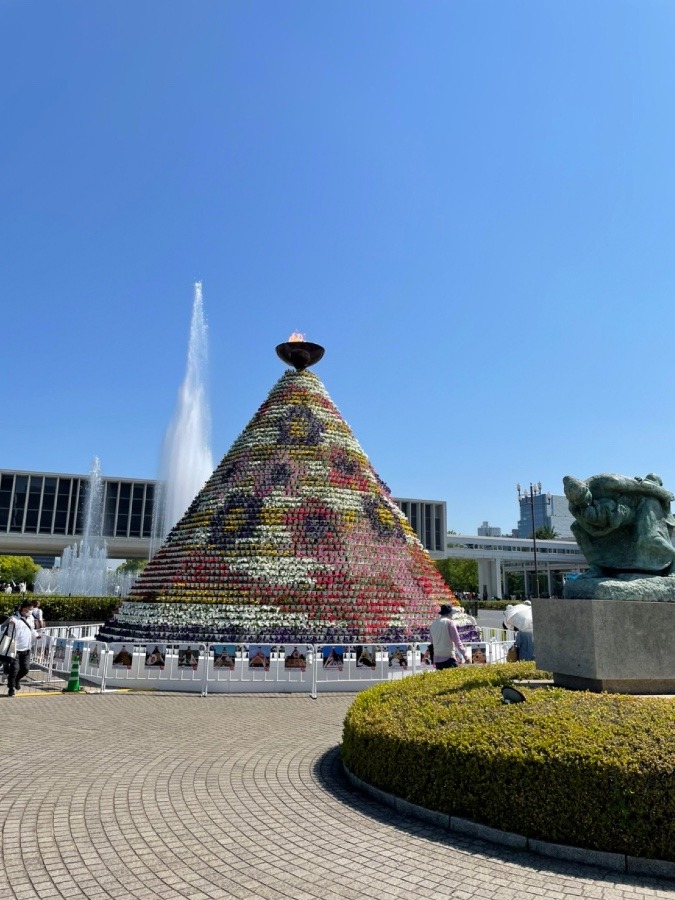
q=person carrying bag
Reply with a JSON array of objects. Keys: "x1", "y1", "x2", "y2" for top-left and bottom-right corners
[
  {"x1": 0, "y1": 615, "x2": 17, "y2": 685},
  {"x1": 0, "y1": 618, "x2": 16, "y2": 656},
  {"x1": 3, "y1": 600, "x2": 36, "y2": 697},
  {"x1": 0, "y1": 616, "x2": 17, "y2": 666}
]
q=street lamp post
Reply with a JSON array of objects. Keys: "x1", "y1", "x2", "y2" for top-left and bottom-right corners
[{"x1": 517, "y1": 482, "x2": 542, "y2": 599}]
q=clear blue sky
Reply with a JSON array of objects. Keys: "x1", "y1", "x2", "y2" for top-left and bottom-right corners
[{"x1": 3, "y1": 1, "x2": 675, "y2": 536}]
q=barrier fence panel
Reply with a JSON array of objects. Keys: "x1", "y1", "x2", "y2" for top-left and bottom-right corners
[
  {"x1": 26, "y1": 634, "x2": 518, "y2": 695},
  {"x1": 51, "y1": 637, "x2": 72, "y2": 676},
  {"x1": 314, "y1": 643, "x2": 421, "y2": 689},
  {"x1": 480, "y1": 626, "x2": 514, "y2": 643},
  {"x1": 77, "y1": 642, "x2": 107, "y2": 687},
  {"x1": 465, "y1": 640, "x2": 514, "y2": 664},
  {"x1": 100, "y1": 644, "x2": 208, "y2": 692},
  {"x1": 204, "y1": 643, "x2": 314, "y2": 695},
  {"x1": 41, "y1": 624, "x2": 104, "y2": 641},
  {"x1": 31, "y1": 633, "x2": 52, "y2": 667},
  {"x1": 27, "y1": 633, "x2": 57, "y2": 687}
]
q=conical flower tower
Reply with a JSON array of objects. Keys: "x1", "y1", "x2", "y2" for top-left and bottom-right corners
[{"x1": 100, "y1": 339, "x2": 476, "y2": 645}]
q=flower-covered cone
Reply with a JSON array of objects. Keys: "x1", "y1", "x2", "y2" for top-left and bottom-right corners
[{"x1": 100, "y1": 369, "x2": 473, "y2": 644}]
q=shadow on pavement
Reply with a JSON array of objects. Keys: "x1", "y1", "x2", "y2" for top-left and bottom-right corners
[{"x1": 311, "y1": 746, "x2": 673, "y2": 892}]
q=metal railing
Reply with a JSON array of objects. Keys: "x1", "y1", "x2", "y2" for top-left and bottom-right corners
[
  {"x1": 40, "y1": 623, "x2": 103, "y2": 640},
  {"x1": 33, "y1": 629, "x2": 516, "y2": 698}
]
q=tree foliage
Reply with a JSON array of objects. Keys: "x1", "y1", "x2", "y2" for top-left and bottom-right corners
[
  {"x1": 0, "y1": 555, "x2": 39, "y2": 585},
  {"x1": 116, "y1": 559, "x2": 148, "y2": 574},
  {"x1": 534, "y1": 525, "x2": 558, "y2": 539},
  {"x1": 435, "y1": 557, "x2": 478, "y2": 593}
]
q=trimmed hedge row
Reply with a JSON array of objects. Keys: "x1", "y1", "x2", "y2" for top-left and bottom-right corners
[
  {"x1": 341, "y1": 662, "x2": 675, "y2": 862},
  {"x1": 0, "y1": 595, "x2": 119, "y2": 623}
]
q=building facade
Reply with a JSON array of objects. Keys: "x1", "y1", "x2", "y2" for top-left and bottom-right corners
[
  {"x1": 394, "y1": 498, "x2": 447, "y2": 558},
  {"x1": 0, "y1": 468, "x2": 447, "y2": 564},
  {"x1": 516, "y1": 492, "x2": 574, "y2": 539},
  {"x1": 0, "y1": 469, "x2": 159, "y2": 564},
  {"x1": 446, "y1": 533, "x2": 585, "y2": 599},
  {"x1": 477, "y1": 521, "x2": 502, "y2": 537}
]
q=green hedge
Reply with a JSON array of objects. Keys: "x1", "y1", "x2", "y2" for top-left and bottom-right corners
[
  {"x1": 341, "y1": 663, "x2": 675, "y2": 862},
  {"x1": 0, "y1": 595, "x2": 119, "y2": 623},
  {"x1": 477, "y1": 600, "x2": 513, "y2": 610},
  {"x1": 460, "y1": 600, "x2": 511, "y2": 615}
]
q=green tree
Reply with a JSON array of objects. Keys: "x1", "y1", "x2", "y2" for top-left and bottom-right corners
[
  {"x1": 435, "y1": 558, "x2": 478, "y2": 593},
  {"x1": 506, "y1": 571, "x2": 525, "y2": 598},
  {"x1": 116, "y1": 559, "x2": 148, "y2": 575},
  {"x1": 534, "y1": 525, "x2": 558, "y2": 539},
  {"x1": 0, "y1": 555, "x2": 40, "y2": 585}
]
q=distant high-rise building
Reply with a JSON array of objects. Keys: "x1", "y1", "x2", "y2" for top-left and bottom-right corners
[
  {"x1": 548, "y1": 494, "x2": 575, "y2": 540},
  {"x1": 516, "y1": 491, "x2": 574, "y2": 539},
  {"x1": 477, "y1": 521, "x2": 502, "y2": 537}
]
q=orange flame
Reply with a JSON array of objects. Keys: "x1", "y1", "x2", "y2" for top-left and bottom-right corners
[{"x1": 288, "y1": 332, "x2": 305, "y2": 342}]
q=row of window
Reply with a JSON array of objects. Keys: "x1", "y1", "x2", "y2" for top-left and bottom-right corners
[
  {"x1": 397, "y1": 501, "x2": 444, "y2": 552},
  {"x1": 452, "y1": 542, "x2": 581, "y2": 556},
  {"x1": 0, "y1": 473, "x2": 157, "y2": 538},
  {"x1": 0, "y1": 472, "x2": 445, "y2": 554}
]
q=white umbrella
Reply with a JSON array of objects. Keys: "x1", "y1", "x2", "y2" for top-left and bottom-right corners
[{"x1": 504, "y1": 603, "x2": 533, "y2": 632}]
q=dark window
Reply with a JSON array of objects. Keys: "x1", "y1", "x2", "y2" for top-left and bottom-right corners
[
  {"x1": 24, "y1": 476, "x2": 43, "y2": 532},
  {"x1": 434, "y1": 505, "x2": 442, "y2": 551},
  {"x1": 424, "y1": 505, "x2": 432, "y2": 550},
  {"x1": 54, "y1": 479, "x2": 72, "y2": 533},
  {"x1": 116, "y1": 482, "x2": 131, "y2": 534},
  {"x1": 72, "y1": 481, "x2": 85, "y2": 534},
  {"x1": 54, "y1": 478, "x2": 71, "y2": 534},
  {"x1": 143, "y1": 484, "x2": 156, "y2": 537},
  {"x1": 40, "y1": 477, "x2": 57, "y2": 532},
  {"x1": 0, "y1": 474, "x2": 14, "y2": 531},
  {"x1": 129, "y1": 485, "x2": 144, "y2": 537},
  {"x1": 104, "y1": 482, "x2": 119, "y2": 536},
  {"x1": 410, "y1": 504, "x2": 418, "y2": 532},
  {"x1": 10, "y1": 476, "x2": 28, "y2": 532}
]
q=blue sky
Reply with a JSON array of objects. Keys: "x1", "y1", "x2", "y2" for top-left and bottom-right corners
[{"x1": 3, "y1": 1, "x2": 675, "y2": 536}]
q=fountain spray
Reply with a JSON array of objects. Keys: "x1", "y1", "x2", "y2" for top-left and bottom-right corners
[{"x1": 154, "y1": 282, "x2": 214, "y2": 545}]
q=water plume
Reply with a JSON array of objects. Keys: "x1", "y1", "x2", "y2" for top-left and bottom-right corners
[{"x1": 156, "y1": 282, "x2": 213, "y2": 541}]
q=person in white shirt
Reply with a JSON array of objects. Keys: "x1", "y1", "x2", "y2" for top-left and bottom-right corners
[
  {"x1": 5, "y1": 600, "x2": 36, "y2": 697},
  {"x1": 429, "y1": 604, "x2": 470, "y2": 670},
  {"x1": 31, "y1": 603, "x2": 44, "y2": 630}
]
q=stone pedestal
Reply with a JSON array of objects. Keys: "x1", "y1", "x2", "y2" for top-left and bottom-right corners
[{"x1": 531, "y1": 597, "x2": 675, "y2": 694}]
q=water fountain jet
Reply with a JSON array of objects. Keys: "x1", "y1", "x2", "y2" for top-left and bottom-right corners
[
  {"x1": 152, "y1": 282, "x2": 213, "y2": 549},
  {"x1": 35, "y1": 457, "x2": 108, "y2": 596}
]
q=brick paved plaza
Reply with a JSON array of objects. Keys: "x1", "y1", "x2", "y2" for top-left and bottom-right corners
[{"x1": 0, "y1": 688, "x2": 673, "y2": 900}]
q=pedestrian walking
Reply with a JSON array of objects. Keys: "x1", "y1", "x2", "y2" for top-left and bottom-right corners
[
  {"x1": 31, "y1": 601, "x2": 44, "y2": 630},
  {"x1": 4, "y1": 600, "x2": 36, "y2": 697},
  {"x1": 429, "y1": 604, "x2": 470, "y2": 669}
]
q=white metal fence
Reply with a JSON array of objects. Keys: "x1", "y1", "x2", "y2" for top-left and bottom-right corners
[{"x1": 31, "y1": 625, "x2": 516, "y2": 698}]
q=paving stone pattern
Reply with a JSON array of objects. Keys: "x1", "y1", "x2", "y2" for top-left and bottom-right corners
[{"x1": 0, "y1": 689, "x2": 673, "y2": 900}]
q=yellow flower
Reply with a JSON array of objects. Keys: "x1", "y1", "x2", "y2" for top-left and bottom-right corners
[
  {"x1": 377, "y1": 507, "x2": 395, "y2": 528},
  {"x1": 343, "y1": 509, "x2": 358, "y2": 528}
]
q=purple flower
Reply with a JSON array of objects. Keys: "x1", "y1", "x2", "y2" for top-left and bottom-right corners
[
  {"x1": 209, "y1": 492, "x2": 263, "y2": 545},
  {"x1": 278, "y1": 406, "x2": 325, "y2": 446}
]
